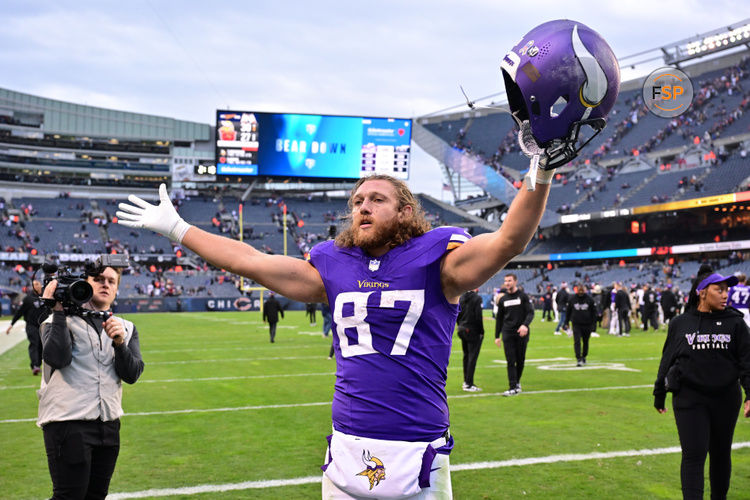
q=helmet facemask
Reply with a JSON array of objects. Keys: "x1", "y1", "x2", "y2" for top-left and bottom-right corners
[
  {"x1": 503, "y1": 71, "x2": 607, "y2": 170},
  {"x1": 500, "y1": 20, "x2": 620, "y2": 179}
]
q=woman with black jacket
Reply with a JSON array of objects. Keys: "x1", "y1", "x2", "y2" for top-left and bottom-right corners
[{"x1": 654, "y1": 265, "x2": 750, "y2": 500}]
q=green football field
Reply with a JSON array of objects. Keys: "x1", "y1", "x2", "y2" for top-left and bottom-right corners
[{"x1": 1, "y1": 310, "x2": 749, "y2": 499}]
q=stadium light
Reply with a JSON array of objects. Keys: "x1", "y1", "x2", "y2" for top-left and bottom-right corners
[{"x1": 664, "y1": 20, "x2": 750, "y2": 65}]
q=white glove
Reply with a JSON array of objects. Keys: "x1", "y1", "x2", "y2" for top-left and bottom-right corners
[
  {"x1": 518, "y1": 120, "x2": 554, "y2": 191},
  {"x1": 116, "y1": 184, "x2": 192, "y2": 243}
]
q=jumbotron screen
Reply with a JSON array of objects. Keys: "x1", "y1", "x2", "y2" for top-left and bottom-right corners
[{"x1": 215, "y1": 110, "x2": 411, "y2": 180}]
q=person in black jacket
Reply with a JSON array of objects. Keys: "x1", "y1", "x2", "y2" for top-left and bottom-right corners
[
  {"x1": 660, "y1": 283, "x2": 679, "y2": 326},
  {"x1": 495, "y1": 274, "x2": 534, "y2": 396},
  {"x1": 457, "y1": 289, "x2": 485, "y2": 392},
  {"x1": 565, "y1": 282, "x2": 597, "y2": 366},
  {"x1": 642, "y1": 283, "x2": 659, "y2": 331},
  {"x1": 5, "y1": 280, "x2": 47, "y2": 375},
  {"x1": 541, "y1": 288, "x2": 553, "y2": 322},
  {"x1": 263, "y1": 292, "x2": 284, "y2": 343},
  {"x1": 654, "y1": 265, "x2": 750, "y2": 500},
  {"x1": 305, "y1": 302, "x2": 317, "y2": 326},
  {"x1": 553, "y1": 282, "x2": 570, "y2": 336},
  {"x1": 614, "y1": 282, "x2": 632, "y2": 337}
]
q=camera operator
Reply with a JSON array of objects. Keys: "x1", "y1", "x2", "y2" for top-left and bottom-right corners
[{"x1": 37, "y1": 264, "x2": 144, "y2": 500}]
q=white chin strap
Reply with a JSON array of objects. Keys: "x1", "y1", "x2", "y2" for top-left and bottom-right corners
[{"x1": 518, "y1": 121, "x2": 552, "y2": 191}]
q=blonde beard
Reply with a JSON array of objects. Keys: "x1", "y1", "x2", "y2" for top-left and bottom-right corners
[{"x1": 352, "y1": 218, "x2": 400, "y2": 252}]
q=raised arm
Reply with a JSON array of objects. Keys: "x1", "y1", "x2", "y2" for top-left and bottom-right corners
[
  {"x1": 117, "y1": 185, "x2": 327, "y2": 304},
  {"x1": 441, "y1": 176, "x2": 550, "y2": 301}
]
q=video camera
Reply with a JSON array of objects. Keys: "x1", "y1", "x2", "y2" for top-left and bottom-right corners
[{"x1": 40, "y1": 254, "x2": 129, "y2": 317}]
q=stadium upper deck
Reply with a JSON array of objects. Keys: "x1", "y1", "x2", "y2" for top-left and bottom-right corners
[
  {"x1": 416, "y1": 48, "x2": 750, "y2": 219},
  {"x1": 0, "y1": 87, "x2": 212, "y2": 189}
]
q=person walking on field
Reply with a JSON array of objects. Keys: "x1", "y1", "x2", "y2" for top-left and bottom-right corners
[
  {"x1": 456, "y1": 288, "x2": 484, "y2": 392},
  {"x1": 541, "y1": 287, "x2": 553, "y2": 322},
  {"x1": 643, "y1": 283, "x2": 659, "y2": 331},
  {"x1": 263, "y1": 292, "x2": 284, "y2": 343},
  {"x1": 306, "y1": 302, "x2": 317, "y2": 326},
  {"x1": 6, "y1": 280, "x2": 47, "y2": 375},
  {"x1": 615, "y1": 282, "x2": 631, "y2": 337},
  {"x1": 654, "y1": 265, "x2": 750, "y2": 500},
  {"x1": 565, "y1": 282, "x2": 597, "y2": 366},
  {"x1": 554, "y1": 282, "x2": 570, "y2": 336},
  {"x1": 660, "y1": 283, "x2": 679, "y2": 326}
]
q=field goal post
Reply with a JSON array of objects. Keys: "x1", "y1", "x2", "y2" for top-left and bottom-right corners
[
  {"x1": 239, "y1": 285, "x2": 268, "y2": 315},
  {"x1": 238, "y1": 201, "x2": 270, "y2": 315}
]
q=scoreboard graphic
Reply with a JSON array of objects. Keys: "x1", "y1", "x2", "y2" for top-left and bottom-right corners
[{"x1": 215, "y1": 111, "x2": 411, "y2": 180}]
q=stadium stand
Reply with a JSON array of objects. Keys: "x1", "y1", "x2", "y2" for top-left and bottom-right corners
[{"x1": 2, "y1": 48, "x2": 750, "y2": 315}]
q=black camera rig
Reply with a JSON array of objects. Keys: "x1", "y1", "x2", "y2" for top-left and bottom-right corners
[{"x1": 37, "y1": 254, "x2": 129, "y2": 317}]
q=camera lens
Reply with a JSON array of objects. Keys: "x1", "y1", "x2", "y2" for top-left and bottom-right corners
[{"x1": 69, "y1": 280, "x2": 93, "y2": 305}]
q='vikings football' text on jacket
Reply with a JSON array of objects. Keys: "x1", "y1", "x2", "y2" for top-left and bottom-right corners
[{"x1": 653, "y1": 307, "x2": 750, "y2": 408}]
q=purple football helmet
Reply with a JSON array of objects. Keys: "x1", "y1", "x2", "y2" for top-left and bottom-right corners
[{"x1": 501, "y1": 20, "x2": 620, "y2": 168}]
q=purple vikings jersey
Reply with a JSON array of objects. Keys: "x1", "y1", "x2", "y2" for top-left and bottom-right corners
[
  {"x1": 729, "y1": 284, "x2": 750, "y2": 309},
  {"x1": 309, "y1": 226, "x2": 470, "y2": 442}
]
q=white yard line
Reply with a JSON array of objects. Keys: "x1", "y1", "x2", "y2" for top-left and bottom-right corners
[
  {"x1": 106, "y1": 442, "x2": 750, "y2": 498},
  {"x1": 448, "y1": 384, "x2": 652, "y2": 399},
  {"x1": 149, "y1": 355, "x2": 328, "y2": 365},
  {"x1": 145, "y1": 343, "x2": 324, "y2": 353},
  {"x1": 0, "y1": 371, "x2": 337, "y2": 390},
  {"x1": 0, "y1": 384, "x2": 652, "y2": 424}
]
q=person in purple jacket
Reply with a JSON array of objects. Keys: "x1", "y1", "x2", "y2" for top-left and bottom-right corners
[{"x1": 116, "y1": 17, "x2": 621, "y2": 498}]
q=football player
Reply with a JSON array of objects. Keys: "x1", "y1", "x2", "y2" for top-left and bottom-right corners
[{"x1": 117, "y1": 19, "x2": 619, "y2": 500}]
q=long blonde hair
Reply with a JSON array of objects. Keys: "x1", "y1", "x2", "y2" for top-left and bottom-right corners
[{"x1": 335, "y1": 175, "x2": 431, "y2": 248}]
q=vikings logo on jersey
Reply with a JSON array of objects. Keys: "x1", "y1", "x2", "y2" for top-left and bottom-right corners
[{"x1": 356, "y1": 450, "x2": 386, "y2": 490}]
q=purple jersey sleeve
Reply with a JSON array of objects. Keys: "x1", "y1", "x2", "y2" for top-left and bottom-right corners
[
  {"x1": 309, "y1": 226, "x2": 470, "y2": 442},
  {"x1": 729, "y1": 284, "x2": 750, "y2": 309}
]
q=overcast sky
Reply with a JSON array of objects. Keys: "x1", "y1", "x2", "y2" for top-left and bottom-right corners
[{"x1": 0, "y1": 1, "x2": 747, "y2": 197}]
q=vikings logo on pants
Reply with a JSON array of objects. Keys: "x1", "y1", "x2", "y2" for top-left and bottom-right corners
[{"x1": 356, "y1": 450, "x2": 386, "y2": 490}]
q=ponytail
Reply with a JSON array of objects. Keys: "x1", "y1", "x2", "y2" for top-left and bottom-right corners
[{"x1": 686, "y1": 264, "x2": 714, "y2": 310}]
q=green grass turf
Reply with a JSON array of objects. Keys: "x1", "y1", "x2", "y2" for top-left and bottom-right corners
[{"x1": 1, "y1": 310, "x2": 748, "y2": 499}]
